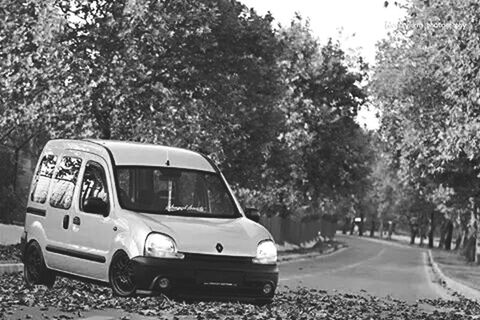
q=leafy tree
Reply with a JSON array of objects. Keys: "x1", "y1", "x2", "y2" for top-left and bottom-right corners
[
  {"x1": 0, "y1": 0, "x2": 65, "y2": 221},
  {"x1": 1, "y1": 0, "x2": 373, "y2": 225},
  {"x1": 372, "y1": 0, "x2": 480, "y2": 253},
  {"x1": 271, "y1": 18, "x2": 372, "y2": 215},
  {"x1": 51, "y1": 0, "x2": 285, "y2": 185}
]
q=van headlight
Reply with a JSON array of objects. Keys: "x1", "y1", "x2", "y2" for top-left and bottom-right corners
[
  {"x1": 144, "y1": 233, "x2": 184, "y2": 259},
  {"x1": 252, "y1": 240, "x2": 277, "y2": 264}
]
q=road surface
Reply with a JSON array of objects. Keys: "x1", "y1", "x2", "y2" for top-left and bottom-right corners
[
  {"x1": 279, "y1": 234, "x2": 448, "y2": 302},
  {"x1": 3, "y1": 234, "x2": 449, "y2": 320}
]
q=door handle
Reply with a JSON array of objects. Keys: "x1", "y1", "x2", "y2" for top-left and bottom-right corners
[
  {"x1": 63, "y1": 215, "x2": 69, "y2": 229},
  {"x1": 73, "y1": 216, "x2": 81, "y2": 226}
]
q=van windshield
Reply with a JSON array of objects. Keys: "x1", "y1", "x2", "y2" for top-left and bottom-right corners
[{"x1": 115, "y1": 166, "x2": 240, "y2": 218}]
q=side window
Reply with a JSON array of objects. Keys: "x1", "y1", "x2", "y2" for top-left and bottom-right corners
[
  {"x1": 30, "y1": 154, "x2": 58, "y2": 203},
  {"x1": 49, "y1": 156, "x2": 82, "y2": 209},
  {"x1": 79, "y1": 161, "x2": 109, "y2": 212}
]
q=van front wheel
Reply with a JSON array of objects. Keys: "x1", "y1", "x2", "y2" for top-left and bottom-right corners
[
  {"x1": 23, "y1": 241, "x2": 56, "y2": 288},
  {"x1": 109, "y1": 251, "x2": 136, "y2": 297}
]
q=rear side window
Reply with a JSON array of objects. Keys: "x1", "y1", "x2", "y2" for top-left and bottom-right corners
[
  {"x1": 49, "y1": 156, "x2": 82, "y2": 209},
  {"x1": 30, "y1": 154, "x2": 58, "y2": 203}
]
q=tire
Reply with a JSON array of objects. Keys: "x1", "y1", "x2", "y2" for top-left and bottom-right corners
[
  {"x1": 109, "y1": 251, "x2": 137, "y2": 297},
  {"x1": 23, "y1": 241, "x2": 56, "y2": 288}
]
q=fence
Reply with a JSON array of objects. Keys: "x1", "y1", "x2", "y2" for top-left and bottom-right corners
[{"x1": 259, "y1": 215, "x2": 337, "y2": 245}]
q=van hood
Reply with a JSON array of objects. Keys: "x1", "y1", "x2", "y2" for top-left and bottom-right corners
[{"x1": 137, "y1": 213, "x2": 271, "y2": 257}]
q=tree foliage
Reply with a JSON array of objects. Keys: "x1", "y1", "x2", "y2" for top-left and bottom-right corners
[
  {"x1": 372, "y1": 0, "x2": 480, "y2": 251},
  {"x1": 0, "y1": 0, "x2": 372, "y2": 220}
]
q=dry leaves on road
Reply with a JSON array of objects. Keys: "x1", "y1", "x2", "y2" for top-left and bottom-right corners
[{"x1": 0, "y1": 272, "x2": 479, "y2": 319}]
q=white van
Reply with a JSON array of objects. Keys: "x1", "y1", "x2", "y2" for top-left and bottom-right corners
[{"x1": 21, "y1": 139, "x2": 278, "y2": 302}]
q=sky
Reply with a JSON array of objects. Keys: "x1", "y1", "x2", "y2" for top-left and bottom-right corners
[{"x1": 238, "y1": 0, "x2": 407, "y2": 130}]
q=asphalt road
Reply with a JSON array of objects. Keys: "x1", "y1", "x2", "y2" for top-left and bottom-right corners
[
  {"x1": 4, "y1": 234, "x2": 450, "y2": 320},
  {"x1": 278, "y1": 234, "x2": 449, "y2": 302}
]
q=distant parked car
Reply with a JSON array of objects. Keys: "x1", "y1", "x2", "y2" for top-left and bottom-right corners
[{"x1": 21, "y1": 139, "x2": 278, "y2": 303}]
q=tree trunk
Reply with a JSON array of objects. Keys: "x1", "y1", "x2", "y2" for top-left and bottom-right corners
[
  {"x1": 444, "y1": 220, "x2": 453, "y2": 250},
  {"x1": 462, "y1": 228, "x2": 469, "y2": 249},
  {"x1": 410, "y1": 230, "x2": 416, "y2": 244},
  {"x1": 342, "y1": 218, "x2": 350, "y2": 235},
  {"x1": 387, "y1": 221, "x2": 393, "y2": 240},
  {"x1": 409, "y1": 219, "x2": 416, "y2": 244},
  {"x1": 454, "y1": 232, "x2": 462, "y2": 250},
  {"x1": 418, "y1": 220, "x2": 426, "y2": 247},
  {"x1": 438, "y1": 219, "x2": 446, "y2": 249},
  {"x1": 474, "y1": 201, "x2": 479, "y2": 264},
  {"x1": 359, "y1": 213, "x2": 364, "y2": 236},
  {"x1": 465, "y1": 236, "x2": 476, "y2": 262},
  {"x1": 428, "y1": 211, "x2": 435, "y2": 248},
  {"x1": 378, "y1": 220, "x2": 384, "y2": 239},
  {"x1": 370, "y1": 219, "x2": 375, "y2": 237}
]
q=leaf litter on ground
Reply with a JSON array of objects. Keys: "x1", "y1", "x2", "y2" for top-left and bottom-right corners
[
  {"x1": 0, "y1": 273, "x2": 479, "y2": 319},
  {"x1": 0, "y1": 244, "x2": 22, "y2": 263}
]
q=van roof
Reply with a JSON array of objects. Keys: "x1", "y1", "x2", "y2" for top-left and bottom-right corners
[{"x1": 45, "y1": 139, "x2": 216, "y2": 172}]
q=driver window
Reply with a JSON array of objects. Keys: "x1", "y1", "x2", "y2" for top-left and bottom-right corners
[{"x1": 80, "y1": 161, "x2": 109, "y2": 213}]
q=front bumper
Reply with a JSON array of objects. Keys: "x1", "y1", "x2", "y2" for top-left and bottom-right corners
[{"x1": 131, "y1": 253, "x2": 279, "y2": 299}]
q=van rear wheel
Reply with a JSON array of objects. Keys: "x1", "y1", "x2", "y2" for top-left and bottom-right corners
[
  {"x1": 109, "y1": 251, "x2": 136, "y2": 297},
  {"x1": 23, "y1": 241, "x2": 56, "y2": 288}
]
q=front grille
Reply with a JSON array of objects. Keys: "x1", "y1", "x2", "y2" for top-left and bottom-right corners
[{"x1": 181, "y1": 252, "x2": 253, "y2": 264}]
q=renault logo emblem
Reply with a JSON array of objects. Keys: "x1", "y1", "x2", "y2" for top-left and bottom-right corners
[{"x1": 216, "y1": 243, "x2": 223, "y2": 253}]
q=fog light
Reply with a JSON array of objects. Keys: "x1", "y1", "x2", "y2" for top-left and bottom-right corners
[
  {"x1": 158, "y1": 277, "x2": 170, "y2": 289},
  {"x1": 262, "y1": 283, "x2": 273, "y2": 295}
]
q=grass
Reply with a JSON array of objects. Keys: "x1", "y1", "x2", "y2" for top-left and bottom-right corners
[{"x1": 431, "y1": 248, "x2": 480, "y2": 292}]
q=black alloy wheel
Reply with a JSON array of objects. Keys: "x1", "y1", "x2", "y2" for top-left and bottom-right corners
[
  {"x1": 23, "y1": 241, "x2": 56, "y2": 288},
  {"x1": 109, "y1": 251, "x2": 137, "y2": 296}
]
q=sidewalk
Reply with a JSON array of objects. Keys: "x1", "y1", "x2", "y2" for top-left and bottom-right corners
[
  {"x1": 340, "y1": 230, "x2": 441, "y2": 248},
  {"x1": 0, "y1": 224, "x2": 24, "y2": 274},
  {"x1": 0, "y1": 223, "x2": 23, "y2": 245},
  {"x1": 430, "y1": 248, "x2": 480, "y2": 299},
  {"x1": 389, "y1": 233, "x2": 441, "y2": 247}
]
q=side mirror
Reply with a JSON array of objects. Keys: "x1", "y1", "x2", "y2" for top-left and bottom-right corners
[
  {"x1": 84, "y1": 197, "x2": 109, "y2": 217},
  {"x1": 245, "y1": 207, "x2": 261, "y2": 223}
]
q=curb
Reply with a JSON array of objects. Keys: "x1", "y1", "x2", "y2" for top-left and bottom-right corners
[
  {"x1": 428, "y1": 249, "x2": 480, "y2": 301},
  {"x1": 0, "y1": 262, "x2": 23, "y2": 275},
  {"x1": 278, "y1": 244, "x2": 346, "y2": 264},
  {"x1": 338, "y1": 234, "x2": 413, "y2": 249}
]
